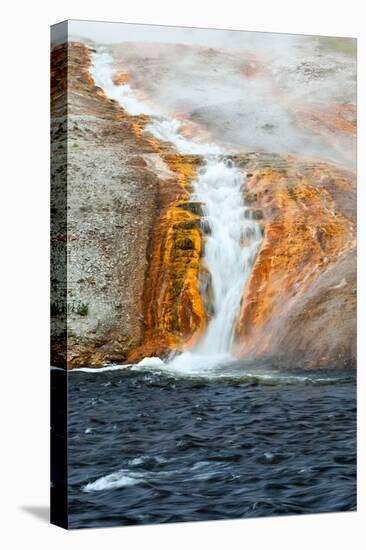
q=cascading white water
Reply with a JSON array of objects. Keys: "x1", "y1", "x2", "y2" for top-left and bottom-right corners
[
  {"x1": 192, "y1": 160, "x2": 262, "y2": 355},
  {"x1": 89, "y1": 48, "x2": 262, "y2": 369},
  {"x1": 89, "y1": 49, "x2": 221, "y2": 156}
]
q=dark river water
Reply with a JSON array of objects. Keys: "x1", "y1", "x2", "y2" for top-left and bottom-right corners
[{"x1": 64, "y1": 364, "x2": 356, "y2": 529}]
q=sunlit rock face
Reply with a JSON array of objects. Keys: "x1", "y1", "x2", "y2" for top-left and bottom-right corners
[{"x1": 234, "y1": 153, "x2": 356, "y2": 368}]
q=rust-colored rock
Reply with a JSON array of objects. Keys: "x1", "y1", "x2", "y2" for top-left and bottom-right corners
[
  {"x1": 128, "y1": 153, "x2": 207, "y2": 362},
  {"x1": 293, "y1": 102, "x2": 356, "y2": 139},
  {"x1": 112, "y1": 70, "x2": 129, "y2": 85},
  {"x1": 51, "y1": 42, "x2": 206, "y2": 368},
  {"x1": 234, "y1": 153, "x2": 356, "y2": 368}
]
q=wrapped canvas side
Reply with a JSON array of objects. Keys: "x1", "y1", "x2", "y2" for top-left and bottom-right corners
[{"x1": 50, "y1": 20, "x2": 68, "y2": 529}]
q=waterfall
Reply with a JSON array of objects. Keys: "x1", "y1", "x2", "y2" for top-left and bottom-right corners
[
  {"x1": 192, "y1": 160, "x2": 262, "y2": 355},
  {"x1": 90, "y1": 48, "x2": 262, "y2": 367}
]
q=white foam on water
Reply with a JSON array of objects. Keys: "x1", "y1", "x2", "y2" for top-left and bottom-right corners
[
  {"x1": 82, "y1": 460, "x2": 219, "y2": 493},
  {"x1": 131, "y1": 351, "x2": 235, "y2": 379},
  {"x1": 72, "y1": 364, "x2": 129, "y2": 373},
  {"x1": 136, "y1": 356, "x2": 165, "y2": 368},
  {"x1": 89, "y1": 50, "x2": 155, "y2": 116},
  {"x1": 83, "y1": 469, "x2": 143, "y2": 492},
  {"x1": 128, "y1": 455, "x2": 170, "y2": 467},
  {"x1": 132, "y1": 356, "x2": 344, "y2": 385},
  {"x1": 145, "y1": 117, "x2": 221, "y2": 155},
  {"x1": 127, "y1": 457, "x2": 145, "y2": 466}
]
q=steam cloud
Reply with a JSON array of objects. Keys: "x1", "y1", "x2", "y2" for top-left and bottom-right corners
[{"x1": 69, "y1": 21, "x2": 356, "y2": 169}]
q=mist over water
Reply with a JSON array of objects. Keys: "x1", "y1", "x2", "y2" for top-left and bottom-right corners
[
  {"x1": 90, "y1": 48, "x2": 221, "y2": 154},
  {"x1": 109, "y1": 35, "x2": 356, "y2": 167},
  {"x1": 68, "y1": 19, "x2": 356, "y2": 168}
]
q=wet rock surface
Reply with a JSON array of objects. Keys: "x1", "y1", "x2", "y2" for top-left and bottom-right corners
[{"x1": 234, "y1": 153, "x2": 356, "y2": 368}]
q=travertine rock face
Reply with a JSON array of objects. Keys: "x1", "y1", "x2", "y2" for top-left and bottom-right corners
[
  {"x1": 234, "y1": 153, "x2": 356, "y2": 368},
  {"x1": 51, "y1": 42, "x2": 158, "y2": 368},
  {"x1": 51, "y1": 43, "x2": 205, "y2": 368},
  {"x1": 268, "y1": 249, "x2": 356, "y2": 369},
  {"x1": 129, "y1": 153, "x2": 207, "y2": 362}
]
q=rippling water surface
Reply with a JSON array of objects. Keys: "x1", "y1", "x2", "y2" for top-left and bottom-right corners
[{"x1": 65, "y1": 365, "x2": 356, "y2": 528}]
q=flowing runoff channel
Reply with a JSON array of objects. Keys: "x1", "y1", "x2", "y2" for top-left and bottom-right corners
[{"x1": 90, "y1": 48, "x2": 262, "y2": 369}]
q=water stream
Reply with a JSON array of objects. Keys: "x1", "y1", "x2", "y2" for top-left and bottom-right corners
[
  {"x1": 90, "y1": 47, "x2": 262, "y2": 369},
  {"x1": 193, "y1": 161, "x2": 262, "y2": 354}
]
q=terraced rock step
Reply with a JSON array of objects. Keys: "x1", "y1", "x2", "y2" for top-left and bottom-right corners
[{"x1": 244, "y1": 208, "x2": 264, "y2": 220}]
